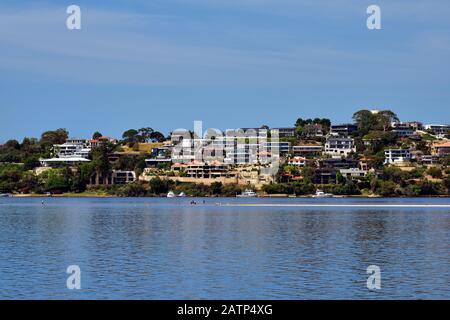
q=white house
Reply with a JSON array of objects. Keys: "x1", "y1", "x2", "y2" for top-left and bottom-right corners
[
  {"x1": 384, "y1": 149, "x2": 411, "y2": 164},
  {"x1": 39, "y1": 157, "x2": 91, "y2": 167},
  {"x1": 324, "y1": 137, "x2": 356, "y2": 158}
]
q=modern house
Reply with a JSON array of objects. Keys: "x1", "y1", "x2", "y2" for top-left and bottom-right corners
[
  {"x1": 424, "y1": 124, "x2": 450, "y2": 135},
  {"x1": 171, "y1": 161, "x2": 234, "y2": 179},
  {"x1": 421, "y1": 155, "x2": 439, "y2": 166},
  {"x1": 272, "y1": 127, "x2": 296, "y2": 138},
  {"x1": 292, "y1": 144, "x2": 323, "y2": 156},
  {"x1": 339, "y1": 168, "x2": 368, "y2": 179},
  {"x1": 89, "y1": 170, "x2": 136, "y2": 185},
  {"x1": 320, "y1": 158, "x2": 359, "y2": 169},
  {"x1": 313, "y1": 168, "x2": 337, "y2": 185},
  {"x1": 145, "y1": 147, "x2": 172, "y2": 167},
  {"x1": 39, "y1": 157, "x2": 91, "y2": 167},
  {"x1": 384, "y1": 149, "x2": 412, "y2": 164},
  {"x1": 53, "y1": 138, "x2": 92, "y2": 159},
  {"x1": 261, "y1": 141, "x2": 291, "y2": 154},
  {"x1": 324, "y1": 137, "x2": 356, "y2": 158},
  {"x1": 391, "y1": 123, "x2": 418, "y2": 138},
  {"x1": 330, "y1": 124, "x2": 358, "y2": 136}
]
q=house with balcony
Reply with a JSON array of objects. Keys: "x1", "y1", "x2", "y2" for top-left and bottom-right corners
[
  {"x1": 384, "y1": 149, "x2": 411, "y2": 164},
  {"x1": 424, "y1": 124, "x2": 450, "y2": 135},
  {"x1": 272, "y1": 127, "x2": 296, "y2": 138},
  {"x1": 292, "y1": 144, "x2": 323, "y2": 157},
  {"x1": 330, "y1": 124, "x2": 358, "y2": 137},
  {"x1": 324, "y1": 136, "x2": 356, "y2": 158},
  {"x1": 339, "y1": 168, "x2": 368, "y2": 179}
]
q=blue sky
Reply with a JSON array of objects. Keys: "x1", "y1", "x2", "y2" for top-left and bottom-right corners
[{"x1": 1, "y1": 0, "x2": 450, "y2": 142}]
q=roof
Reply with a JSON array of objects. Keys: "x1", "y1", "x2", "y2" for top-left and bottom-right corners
[
  {"x1": 433, "y1": 142, "x2": 450, "y2": 148},
  {"x1": 288, "y1": 156, "x2": 306, "y2": 161}
]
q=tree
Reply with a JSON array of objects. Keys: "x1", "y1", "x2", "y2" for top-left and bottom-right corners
[
  {"x1": 92, "y1": 132, "x2": 103, "y2": 140},
  {"x1": 443, "y1": 175, "x2": 450, "y2": 192},
  {"x1": 91, "y1": 144, "x2": 111, "y2": 184},
  {"x1": 150, "y1": 131, "x2": 165, "y2": 142},
  {"x1": 427, "y1": 167, "x2": 443, "y2": 179},
  {"x1": 122, "y1": 129, "x2": 139, "y2": 145},
  {"x1": 40, "y1": 129, "x2": 69, "y2": 149},
  {"x1": 377, "y1": 110, "x2": 399, "y2": 131},
  {"x1": 210, "y1": 182, "x2": 223, "y2": 195},
  {"x1": 138, "y1": 127, "x2": 154, "y2": 142},
  {"x1": 352, "y1": 109, "x2": 399, "y2": 136},
  {"x1": 353, "y1": 110, "x2": 378, "y2": 136},
  {"x1": 377, "y1": 180, "x2": 397, "y2": 197},
  {"x1": 117, "y1": 182, "x2": 147, "y2": 197},
  {"x1": 149, "y1": 177, "x2": 173, "y2": 195}
]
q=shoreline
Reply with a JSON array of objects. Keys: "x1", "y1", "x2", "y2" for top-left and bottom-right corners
[{"x1": 5, "y1": 193, "x2": 450, "y2": 199}]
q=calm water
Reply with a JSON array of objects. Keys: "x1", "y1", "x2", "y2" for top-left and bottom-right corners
[{"x1": 0, "y1": 197, "x2": 449, "y2": 299}]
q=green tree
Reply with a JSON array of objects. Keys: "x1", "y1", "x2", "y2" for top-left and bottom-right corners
[
  {"x1": 138, "y1": 127, "x2": 154, "y2": 142},
  {"x1": 377, "y1": 180, "x2": 397, "y2": 197},
  {"x1": 122, "y1": 129, "x2": 139, "y2": 145},
  {"x1": 150, "y1": 131, "x2": 165, "y2": 142},
  {"x1": 427, "y1": 167, "x2": 443, "y2": 179},
  {"x1": 149, "y1": 177, "x2": 173, "y2": 195},
  {"x1": 443, "y1": 175, "x2": 450, "y2": 192},
  {"x1": 92, "y1": 132, "x2": 103, "y2": 140},
  {"x1": 210, "y1": 182, "x2": 223, "y2": 195},
  {"x1": 40, "y1": 129, "x2": 68, "y2": 150}
]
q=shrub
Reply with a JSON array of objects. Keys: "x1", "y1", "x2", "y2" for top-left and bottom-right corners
[{"x1": 427, "y1": 167, "x2": 443, "y2": 179}]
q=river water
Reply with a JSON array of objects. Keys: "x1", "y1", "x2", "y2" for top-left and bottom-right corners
[{"x1": 0, "y1": 197, "x2": 449, "y2": 299}]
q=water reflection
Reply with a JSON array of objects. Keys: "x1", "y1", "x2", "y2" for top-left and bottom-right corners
[{"x1": 0, "y1": 198, "x2": 449, "y2": 299}]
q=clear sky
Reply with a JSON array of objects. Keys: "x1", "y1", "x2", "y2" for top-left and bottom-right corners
[{"x1": 1, "y1": 0, "x2": 450, "y2": 142}]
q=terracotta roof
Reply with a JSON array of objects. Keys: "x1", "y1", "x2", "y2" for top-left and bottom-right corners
[{"x1": 433, "y1": 142, "x2": 450, "y2": 148}]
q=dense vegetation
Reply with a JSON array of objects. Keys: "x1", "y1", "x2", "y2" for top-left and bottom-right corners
[{"x1": 1, "y1": 110, "x2": 450, "y2": 197}]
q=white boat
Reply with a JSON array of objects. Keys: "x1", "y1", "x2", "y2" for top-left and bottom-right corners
[
  {"x1": 312, "y1": 190, "x2": 334, "y2": 198},
  {"x1": 237, "y1": 189, "x2": 257, "y2": 198},
  {"x1": 178, "y1": 192, "x2": 186, "y2": 197},
  {"x1": 167, "y1": 191, "x2": 176, "y2": 198},
  {"x1": 0, "y1": 194, "x2": 11, "y2": 197}
]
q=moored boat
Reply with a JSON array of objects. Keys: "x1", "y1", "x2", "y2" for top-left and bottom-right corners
[
  {"x1": 167, "y1": 191, "x2": 176, "y2": 198},
  {"x1": 237, "y1": 189, "x2": 257, "y2": 198},
  {"x1": 312, "y1": 190, "x2": 334, "y2": 198}
]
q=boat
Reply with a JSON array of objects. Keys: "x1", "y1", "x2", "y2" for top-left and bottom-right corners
[
  {"x1": 0, "y1": 194, "x2": 11, "y2": 197},
  {"x1": 312, "y1": 190, "x2": 334, "y2": 198},
  {"x1": 167, "y1": 191, "x2": 176, "y2": 198},
  {"x1": 237, "y1": 189, "x2": 258, "y2": 198},
  {"x1": 178, "y1": 192, "x2": 186, "y2": 197}
]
